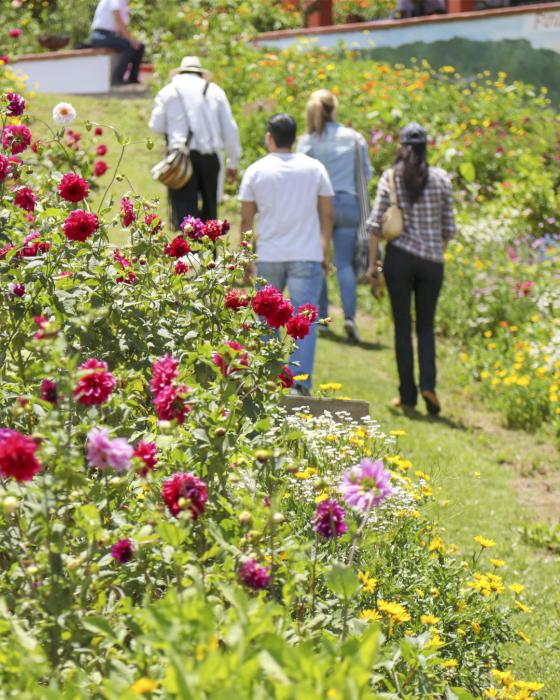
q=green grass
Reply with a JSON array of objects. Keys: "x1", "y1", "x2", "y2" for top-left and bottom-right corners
[{"x1": 315, "y1": 302, "x2": 560, "y2": 696}]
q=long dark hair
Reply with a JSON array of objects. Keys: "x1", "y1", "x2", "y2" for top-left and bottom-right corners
[{"x1": 394, "y1": 143, "x2": 429, "y2": 204}]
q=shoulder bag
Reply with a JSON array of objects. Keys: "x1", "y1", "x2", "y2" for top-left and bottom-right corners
[
  {"x1": 151, "y1": 81, "x2": 209, "y2": 191},
  {"x1": 381, "y1": 168, "x2": 403, "y2": 241}
]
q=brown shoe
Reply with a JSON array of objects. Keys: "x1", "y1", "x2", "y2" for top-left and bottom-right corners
[
  {"x1": 391, "y1": 397, "x2": 416, "y2": 414},
  {"x1": 421, "y1": 390, "x2": 441, "y2": 415}
]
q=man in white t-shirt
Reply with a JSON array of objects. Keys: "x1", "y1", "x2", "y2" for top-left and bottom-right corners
[
  {"x1": 88, "y1": 0, "x2": 144, "y2": 85},
  {"x1": 239, "y1": 114, "x2": 334, "y2": 394}
]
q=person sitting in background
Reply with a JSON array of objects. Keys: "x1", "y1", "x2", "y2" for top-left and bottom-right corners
[
  {"x1": 149, "y1": 56, "x2": 241, "y2": 229},
  {"x1": 239, "y1": 114, "x2": 334, "y2": 395},
  {"x1": 297, "y1": 89, "x2": 372, "y2": 344},
  {"x1": 88, "y1": 0, "x2": 144, "y2": 85}
]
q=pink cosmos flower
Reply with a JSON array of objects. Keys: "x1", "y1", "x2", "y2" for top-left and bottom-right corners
[
  {"x1": 86, "y1": 427, "x2": 133, "y2": 471},
  {"x1": 341, "y1": 458, "x2": 393, "y2": 511}
]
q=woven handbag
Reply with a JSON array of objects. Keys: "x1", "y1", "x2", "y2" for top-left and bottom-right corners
[
  {"x1": 151, "y1": 142, "x2": 193, "y2": 190},
  {"x1": 381, "y1": 168, "x2": 403, "y2": 241}
]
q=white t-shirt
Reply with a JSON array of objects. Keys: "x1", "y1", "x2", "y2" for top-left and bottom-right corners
[
  {"x1": 238, "y1": 152, "x2": 334, "y2": 262},
  {"x1": 92, "y1": 0, "x2": 129, "y2": 31}
]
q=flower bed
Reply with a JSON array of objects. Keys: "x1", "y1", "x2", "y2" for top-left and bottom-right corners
[{"x1": 0, "y1": 70, "x2": 546, "y2": 696}]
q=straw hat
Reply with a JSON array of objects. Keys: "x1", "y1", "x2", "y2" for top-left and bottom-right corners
[{"x1": 174, "y1": 56, "x2": 211, "y2": 79}]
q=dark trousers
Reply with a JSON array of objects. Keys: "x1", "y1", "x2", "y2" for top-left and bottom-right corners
[
  {"x1": 89, "y1": 30, "x2": 145, "y2": 83},
  {"x1": 168, "y1": 151, "x2": 220, "y2": 230},
  {"x1": 384, "y1": 244, "x2": 444, "y2": 406}
]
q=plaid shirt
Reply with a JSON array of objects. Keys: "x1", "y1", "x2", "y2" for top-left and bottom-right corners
[{"x1": 367, "y1": 166, "x2": 456, "y2": 263}]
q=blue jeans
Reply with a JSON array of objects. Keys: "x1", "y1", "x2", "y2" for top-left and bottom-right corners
[
  {"x1": 257, "y1": 261, "x2": 324, "y2": 390},
  {"x1": 89, "y1": 30, "x2": 145, "y2": 83},
  {"x1": 319, "y1": 192, "x2": 360, "y2": 320}
]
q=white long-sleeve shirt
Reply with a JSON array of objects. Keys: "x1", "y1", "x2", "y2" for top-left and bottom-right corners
[{"x1": 149, "y1": 73, "x2": 241, "y2": 168}]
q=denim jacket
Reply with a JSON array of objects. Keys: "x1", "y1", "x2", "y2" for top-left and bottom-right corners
[{"x1": 297, "y1": 122, "x2": 372, "y2": 197}]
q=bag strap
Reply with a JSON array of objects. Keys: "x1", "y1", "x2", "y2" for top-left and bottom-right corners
[
  {"x1": 354, "y1": 133, "x2": 371, "y2": 244},
  {"x1": 387, "y1": 168, "x2": 398, "y2": 207}
]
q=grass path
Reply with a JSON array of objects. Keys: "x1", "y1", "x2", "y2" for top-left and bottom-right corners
[{"x1": 315, "y1": 307, "x2": 560, "y2": 696}]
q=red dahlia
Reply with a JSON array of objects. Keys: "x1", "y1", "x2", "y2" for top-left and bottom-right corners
[
  {"x1": 13, "y1": 186, "x2": 37, "y2": 212},
  {"x1": 162, "y1": 472, "x2": 208, "y2": 519},
  {"x1": 62, "y1": 209, "x2": 99, "y2": 242},
  {"x1": 111, "y1": 538, "x2": 134, "y2": 563},
  {"x1": 120, "y1": 197, "x2": 136, "y2": 226},
  {"x1": 17, "y1": 232, "x2": 50, "y2": 258},
  {"x1": 93, "y1": 160, "x2": 109, "y2": 177},
  {"x1": 286, "y1": 314, "x2": 312, "y2": 340},
  {"x1": 298, "y1": 303, "x2": 319, "y2": 322},
  {"x1": 133, "y1": 440, "x2": 158, "y2": 475},
  {"x1": 73, "y1": 358, "x2": 116, "y2": 406},
  {"x1": 0, "y1": 428, "x2": 42, "y2": 482},
  {"x1": 163, "y1": 235, "x2": 190, "y2": 258},
  {"x1": 225, "y1": 289, "x2": 250, "y2": 311},
  {"x1": 58, "y1": 172, "x2": 89, "y2": 202},
  {"x1": 95, "y1": 144, "x2": 108, "y2": 156},
  {"x1": 278, "y1": 365, "x2": 294, "y2": 388},
  {"x1": 212, "y1": 341, "x2": 249, "y2": 378},
  {"x1": 204, "y1": 219, "x2": 229, "y2": 241}
]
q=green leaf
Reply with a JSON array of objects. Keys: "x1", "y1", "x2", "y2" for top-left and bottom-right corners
[
  {"x1": 258, "y1": 650, "x2": 292, "y2": 685},
  {"x1": 82, "y1": 616, "x2": 119, "y2": 643},
  {"x1": 325, "y1": 562, "x2": 360, "y2": 599},
  {"x1": 459, "y1": 161, "x2": 476, "y2": 183}
]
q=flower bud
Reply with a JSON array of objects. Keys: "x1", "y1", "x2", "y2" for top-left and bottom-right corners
[
  {"x1": 238, "y1": 510, "x2": 252, "y2": 525},
  {"x1": 272, "y1": 512, "x2": 285, "y2": 524},
  {"x1": 2, "y1": 496, "x2": 19, "y2": 514},
  {"x1": 255, "y1": 450, "x2": 270, "y2": 463},
  {"x1": 27, "y1": 565, "x2": 38, "y2": 575},
  {"x1": 207, "y1": 261, "x2": 217, "y2": 269},
  {"x1": 214, "y1": 427, "x2": 226, "y2": 438}
]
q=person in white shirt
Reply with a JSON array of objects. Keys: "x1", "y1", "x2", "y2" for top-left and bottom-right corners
[
  {"x1": 88, "y1": 0, "x2": 144, "y2": 85},
  {"x1": 239, "y1": 114, "x2": 334, "y2": 394},
  {"x1": 149, "y1": 56, "x2": 242, "y2": 229}
]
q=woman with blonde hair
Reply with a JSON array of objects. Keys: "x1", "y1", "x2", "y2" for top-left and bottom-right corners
[{"x1": 297, "y1": 89, "x2": 372, "y2": 343}]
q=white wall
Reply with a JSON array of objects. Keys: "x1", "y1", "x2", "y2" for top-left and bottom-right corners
[{"x1": 12, "y1": 53, "x2": 112, "y2": 95}]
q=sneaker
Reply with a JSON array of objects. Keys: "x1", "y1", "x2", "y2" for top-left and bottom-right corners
[{"x1": 343, "y1": 318, "x2": 362, "y2": 344}]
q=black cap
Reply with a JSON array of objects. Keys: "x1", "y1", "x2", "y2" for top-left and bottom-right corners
[{"x1": 400, "y1": 122, "x2": 428, "y2": 144}]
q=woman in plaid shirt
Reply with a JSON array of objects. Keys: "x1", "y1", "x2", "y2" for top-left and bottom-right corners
[{"x1": 366, "y1": 123, "x2": 456, "y2": 415}]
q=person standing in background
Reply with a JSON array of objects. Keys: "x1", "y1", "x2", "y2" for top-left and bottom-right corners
[
  {"x1": 297, "y1": 89, "x2": 372, "y2": 344},
  {"x1": 88, "y1": 0, "x2": 144, "y2": 85},
  {"x1": 240, "y1": 114, "x2": 334, "y2": 395},
  {"x1": 149, "y1": 56, "x2": 241, "y2": 229},
  {"x1": 366, "y1": 123, "x2": 455, "y2": 415}
]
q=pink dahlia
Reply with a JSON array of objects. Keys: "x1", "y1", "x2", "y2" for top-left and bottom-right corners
[
  {"x1": 238, "y1": 559, "x2": 270, "y2": 590},
  {"x1": 0, "y1": 154, "x2": 10, "y2": 182},
  {"x1": 120, "y1": 197, "x2": 136, "y2": 226},
  {"x1": 86, "y1": 427, "x2": 133, "y2": 471},
  {"x1": 17, "y1": 232, "x2": 50, "y2": 258},
  {"x1": 13, "y1": 186, "x2": 37, "y2": 212},
  {"x1": 180, "y1": 215, "x2": 205, "y2": 240},
  {"x1": 162, "y1": 472, "x2": 208, "y2": 519},
  {"x1": 95, "y1": 144, "x2": 108, "y2": 156},
  {"x1": 62, "y1": 209, "x2": 99, "y2": 242},
  {"x1": 313, "y1": 499, "x2": 348, "y2": 539},
  {"x1": 58, "y1": 172, "x2": 89, "y2": 202},
  {"x1": 133, "y1": 440, "x2": 158, "y2": 475},
  {"x1": 212, "y1": 341, "x2": 249, "y2": 378},
  {"x1": 6, "y1": 92, "x2": 25, "y2": 117},
  {"x1": 153, "y1": 384, "x2": 191, "y2": 424},
  {"x1": 0, "y1": 428, "x2": 42, "y2": 481},
  {"x1": 111, "y1": 538, "x2": 133, "y2": 563},
  {"x1": 150, "y1": 354, "x2": 179, "y2": 395},
  {"x1": 8, "y1": 282, "x2": 25, "y2": 297},
  {"x1": 2, "y1": 124, "x2": 31, "y2": 155},
  {"x1": 341, "y1": 459, "x2": 393, "y2": 511},
  {"x1": 73, "y1": 358, "x2": 116, "y2": 406}
]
